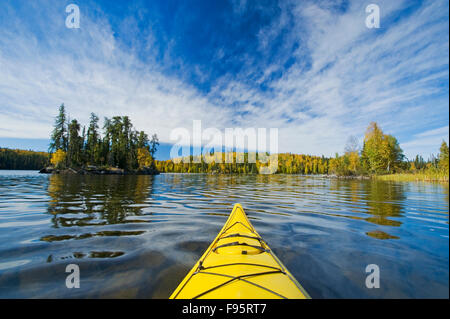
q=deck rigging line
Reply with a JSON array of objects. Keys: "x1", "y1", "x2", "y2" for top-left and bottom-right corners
[{"x1": 183, "y1": 220, "x2": 292, "y2": 299}]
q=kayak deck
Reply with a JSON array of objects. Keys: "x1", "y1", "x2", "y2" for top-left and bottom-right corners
[{"x1": 170, "y1": 204, "x2": 310, "y2": 299}]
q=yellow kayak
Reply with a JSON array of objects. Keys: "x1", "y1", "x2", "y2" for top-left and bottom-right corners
[{"x1": 170, "y1": 203, "x2": 310, "y2": 299}]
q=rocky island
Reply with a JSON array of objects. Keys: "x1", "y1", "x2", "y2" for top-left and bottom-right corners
[{"x1": 42, "y1": 105, "x2": 160, "y2": 176}]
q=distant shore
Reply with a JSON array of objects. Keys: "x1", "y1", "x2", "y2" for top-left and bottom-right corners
[
  {"x1": 160, "y1": 172, "x2": 448, "y2": 183},
  {"x1": 328, "y1": 173, "x2": 448, "y2": 182}
]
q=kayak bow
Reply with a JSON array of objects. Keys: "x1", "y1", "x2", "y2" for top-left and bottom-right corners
[{"x1": 170, "y1": 203, "x2": 310, "y2": 299}]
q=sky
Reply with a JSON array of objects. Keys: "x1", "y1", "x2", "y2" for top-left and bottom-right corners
[{"x1": 0, "y1": 0, "x2": 448, "y2": 160}]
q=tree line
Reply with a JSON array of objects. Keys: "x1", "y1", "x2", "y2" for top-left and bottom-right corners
[
  {"x1": 49, "y1": 104, "x2": 159, "y2": 171},
  {"x1": 328, "y1": 122, "x2": 448, "y2": 177},
  {"x1": 155, "y1": 153, "x2": 330, "y2": 174},
  {"x1": 2, "y1": 114, "x2": 447, "y2": 178},
  {"x1": 156, "y1": 122, "x2": 449, "y2": 177},
  {"x1": 0, "y1": 148, "x2": 49, "y2": 170}
]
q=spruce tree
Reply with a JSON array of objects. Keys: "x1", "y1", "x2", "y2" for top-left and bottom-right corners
[
  {"x1": 49, "y1": 103, "x2": 68, "y2": 153},
  {"x1": 86, "y1": 113, "x2": 100, "y2": 164},
  {"x1": 67, "y1": 119, "x2": 83, "y2": 167}
]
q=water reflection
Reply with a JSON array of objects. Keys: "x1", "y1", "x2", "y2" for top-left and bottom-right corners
[
  {"x1": 366, "y1": 230, "x2": 400, "y2": 240},
  {"x1": 364, "y1": 181, "x2": 405, "y2": 226},
  {"x1": 320, "y1": 179, "x2": 405, "y2": 230},
  {"x1": 46, "y1": 174, "x2": 154, "y2": 228},
  {"x1": 41, "y1": 174, "x2": 156, "y2": 266},
  {"x1": 0, "y1": 172, "x2": 447, "y2": 298}
]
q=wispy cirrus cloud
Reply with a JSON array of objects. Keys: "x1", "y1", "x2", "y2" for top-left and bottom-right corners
[
  {"x1": 401, "y1": 125, "x2": 449, "y2": 159},
  {"x1": 209, "y1": 0, "x2": 449, "y2": 156},
  {"x1": 0, "y1": 0, "x2": 448, "y2": 159},
  {"x1": 0, "y1": 0, "x2": 233, "y2": 142}
]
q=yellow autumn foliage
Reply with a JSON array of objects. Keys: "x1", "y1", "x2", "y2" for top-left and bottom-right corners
[
  {"x1": 137, "y1": 147, "x2": 152, "y2": 169},
  {"x1": 50, "y1": 149, "x2": 66, "y2": 168}
]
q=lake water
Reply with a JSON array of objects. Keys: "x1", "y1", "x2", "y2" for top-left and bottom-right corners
[{"x1": 0, "y1": 170, "x2": 448, "y2": 298}]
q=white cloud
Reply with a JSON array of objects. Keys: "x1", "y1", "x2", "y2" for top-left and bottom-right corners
[
  {"x1": 208, "y1": 0, "x2": 449, "y2": 156},
  {"x1": 0, "y1": 5, "x2": 233, "y2": 142},
  {"x1": 401, "y1": 126, "x2": 449, "y2": 159},
  {"x1": 0, "y1": 0, "x2": 448, "y2": 159},
  {"x1": 416, "y1": 126, "x2": 449, "y2": 138}
]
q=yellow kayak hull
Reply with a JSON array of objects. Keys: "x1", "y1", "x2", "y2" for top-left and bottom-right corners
[{"x1": 170, "y1": 203, "x2": 310, "y2": 299}]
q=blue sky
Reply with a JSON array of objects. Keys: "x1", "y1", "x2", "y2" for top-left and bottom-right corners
[{"x1": 0, "y1": 0, "x2": 448, "y2": 160}]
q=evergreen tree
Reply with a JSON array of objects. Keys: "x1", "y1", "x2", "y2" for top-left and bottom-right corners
[
  {"x1": 414, "y1": 155, "x2": 425, "y2": 170},
  {"x1": 67, "y1": 119, "x2": 83, "y2": 167},
  {"x1": 0, "y1": 148, "x2": 48, "y2": 170},
  {"x1": 137, "y1": 131, "x2": 150, "y2": 149},
  {"x1": 86, "y1": 113, "x2": 100, "y2": 164},
  {"x1": 150, "y1": 134, "x2": 159, "y2": 158},
  {"x1": 49, "y1": 103, "x2": 68, "y2": 152},
  {"x1": 111, "y1": 116, "x2": 124, "y2": 167},
  {"x1": 102, "y1": 117, "x2": 113, "y2": 166}
]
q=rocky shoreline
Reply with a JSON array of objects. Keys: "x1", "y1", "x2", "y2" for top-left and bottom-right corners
[
  {"x1": 326, "y1": 174, "x2": 371, "y2": 180},
  {"x1": 39, "y1": 166, "x2": 159, "y2": 175}
]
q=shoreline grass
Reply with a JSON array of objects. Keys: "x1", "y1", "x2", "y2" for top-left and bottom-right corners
[{"x1": 374, "y1": 173, "x2": 448, "y2": 183}]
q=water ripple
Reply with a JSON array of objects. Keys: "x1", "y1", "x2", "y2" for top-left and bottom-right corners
[{"x1": 0, "y1": 171, "x2": 448, "y2": 298}]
